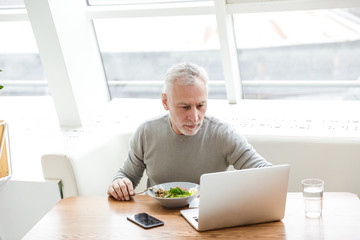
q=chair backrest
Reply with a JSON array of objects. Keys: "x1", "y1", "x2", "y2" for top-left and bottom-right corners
[
  {"x1": 247, "y1": 135, "x2": 360, "y2": 194},
  {"x1": 42, "y1": 132, "x2": 148, "y2": 197},
  {"x1": 42, "y1": 132, "x2": 360, "y2": 197}
]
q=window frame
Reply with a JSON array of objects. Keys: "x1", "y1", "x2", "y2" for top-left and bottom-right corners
[{"x1": 85, "y1": 0, "x2": 360, "y2": 103}]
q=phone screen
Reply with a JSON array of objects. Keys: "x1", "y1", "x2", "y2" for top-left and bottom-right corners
[{"x1": 127, "y1": 213, "x2": 164, "y2": 229}]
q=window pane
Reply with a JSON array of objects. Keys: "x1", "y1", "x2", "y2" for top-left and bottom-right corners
[
  {"x1": 0, "y1": 0, "x2": 25, "y2": 9},
  {"x1": 0, "y1": 21, "x2": 48, "y2": 96},
  {"x1": 89, "y1": 0, "x2": 208, "y2": 6},
  {"x1": 94, "y1": 15, "x2": 225, "y2": 99},
  {"x1": 234, "y1": 9, "x2": 360, "y2": 100}
]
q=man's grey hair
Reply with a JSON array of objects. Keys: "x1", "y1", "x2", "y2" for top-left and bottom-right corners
[{"x1": 163, "y1": 63, "x2": 209, "y2": 95}]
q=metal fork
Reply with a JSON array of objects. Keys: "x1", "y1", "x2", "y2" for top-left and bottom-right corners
[{"x1": 135, "y1": 186, "x2": 156, "y2": 195}]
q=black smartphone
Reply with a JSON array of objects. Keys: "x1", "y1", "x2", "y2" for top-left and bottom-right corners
[{"x1": 127, "y1": 213, "x2": 164, "y2": 229}]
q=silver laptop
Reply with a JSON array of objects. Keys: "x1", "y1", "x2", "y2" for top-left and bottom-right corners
[{"x1": 180, "y1": 164, "x2": 290, "y2": 231}]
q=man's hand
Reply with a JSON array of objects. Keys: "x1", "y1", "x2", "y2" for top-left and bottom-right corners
[{"x1": 107, "y1": 178, "x2": 135, "y2": 201}]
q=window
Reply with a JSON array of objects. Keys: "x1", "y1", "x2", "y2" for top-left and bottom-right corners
[
  {"x1": 94, "y1": 15, "x2": 226, "y2": 99},
  {"x1": 88, "y1": 0, "x2": 209, "y2": 6},
  {"x1": 0, "y1": 0, "x2": 25, "y2": 9},
  {"x1": 0, "y1": 0, "x2": 49, "y2": 96},
  {"x1": 234, "y1": 8, "x2": 360, "y2": 100},
  {"x1": 0, "y1": 12, "x2": 48, "y2": 96},
  {"x1": 3, "y1": 0, "x2": 359, "y2": 104}
]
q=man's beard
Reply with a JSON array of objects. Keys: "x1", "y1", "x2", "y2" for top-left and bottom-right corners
[{"x1": 178, "y1": 122, "x2": 202, "y2": 136}]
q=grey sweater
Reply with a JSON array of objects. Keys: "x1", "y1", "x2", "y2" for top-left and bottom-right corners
[{"x1": 114, "y1": 114, "x2": 271, "y2": 188}]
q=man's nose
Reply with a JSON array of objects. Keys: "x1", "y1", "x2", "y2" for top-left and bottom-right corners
[{"x1": 188, "y1": 107, "x2": 199, "y2": 122}]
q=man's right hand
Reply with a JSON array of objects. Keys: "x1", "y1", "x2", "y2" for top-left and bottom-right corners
[{"x1": 107, "y1": 178, "x2": 135, "y2": 201}]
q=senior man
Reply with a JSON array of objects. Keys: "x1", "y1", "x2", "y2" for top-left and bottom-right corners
[{"x1": 108, "y1": 63, "x2": 271, "y2": 201}]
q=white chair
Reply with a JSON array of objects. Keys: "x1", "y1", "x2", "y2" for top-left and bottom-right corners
[{"x1": 41, "y1": 132, "x2": 147, "y2": 198}]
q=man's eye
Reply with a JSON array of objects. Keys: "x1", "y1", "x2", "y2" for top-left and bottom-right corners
[{"x1": 183, "y1": 106, "x2": 191, "y2": 110}]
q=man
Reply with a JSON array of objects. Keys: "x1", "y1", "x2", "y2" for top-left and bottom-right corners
[{"x1": 108, "y1": 63, "x2": 271, "y2": 201}]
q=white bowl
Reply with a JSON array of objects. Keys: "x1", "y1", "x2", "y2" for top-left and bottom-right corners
[{"x1": 147, "y1": 182, "x2": 200, "y2": 208}]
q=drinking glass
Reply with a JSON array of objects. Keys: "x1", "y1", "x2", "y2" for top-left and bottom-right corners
[{"x1": 302, "y1": 179, "x2": 324, "y2": 218}]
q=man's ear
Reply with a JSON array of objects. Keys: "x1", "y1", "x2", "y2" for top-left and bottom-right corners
[{"x1": 161, "y1": 93, "x2": 169, "y2": 110}]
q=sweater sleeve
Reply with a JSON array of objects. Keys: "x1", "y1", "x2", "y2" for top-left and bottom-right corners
[
  {"x1": 113, "y1": 125, "x2": 146, "y2": 188},
  {"x1": 221, "y1": 124, "x2": 272, "y2": 169}
]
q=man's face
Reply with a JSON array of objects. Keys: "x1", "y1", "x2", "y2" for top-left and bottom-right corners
[{"x1": 162, "y1": 77, "x2": 207, "y2": 135}]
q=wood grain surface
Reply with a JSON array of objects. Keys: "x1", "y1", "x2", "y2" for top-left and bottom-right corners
[
  {"x1": 0, "y1": 121, "x2": 9, "y2": 179},
  {"x1": 23, "y1": 192, "x2": 360, "y2": 240}
]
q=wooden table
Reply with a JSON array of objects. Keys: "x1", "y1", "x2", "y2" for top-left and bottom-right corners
[{"x1": 23, "y1": 193, "x2": 360, "y2": 240}]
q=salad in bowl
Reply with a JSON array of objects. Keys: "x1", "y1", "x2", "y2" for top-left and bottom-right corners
[{"x1": 147, "y1": 182, "x2": 199, "y2": 208}]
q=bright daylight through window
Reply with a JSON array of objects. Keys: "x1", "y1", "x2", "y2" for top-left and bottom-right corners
[
  {"x1": 1, "y1": 0, "x2": 359, "y2": 101},
  {"x1": 234, "y1": 9, "x2": 360, "y2": 100},
  {"x1": 93, "y1": 15, "x2": 226, "y2": 99},
  {"x1": 0, "y1": 20, "x2": 48, "y2": 96}
]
